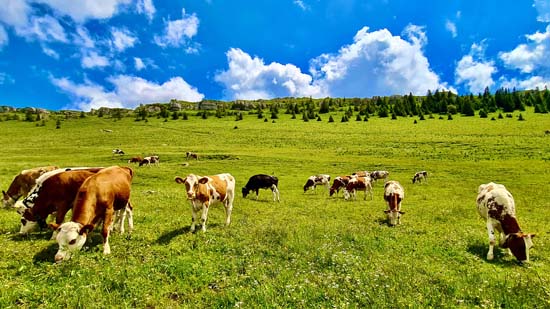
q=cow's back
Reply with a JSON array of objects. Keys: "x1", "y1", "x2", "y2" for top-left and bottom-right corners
[{"x1": 476, "y1": 182, "x2": 515, "y2": 220}]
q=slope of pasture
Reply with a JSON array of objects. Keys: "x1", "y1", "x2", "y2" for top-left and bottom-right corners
[{"x1": 0, "y1": 112, "x2": 549, "y2": 307}]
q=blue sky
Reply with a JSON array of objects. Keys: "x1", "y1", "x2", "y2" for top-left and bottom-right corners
[{"x1": 1, "y1": 0, "x2": 550, "y2": 111}]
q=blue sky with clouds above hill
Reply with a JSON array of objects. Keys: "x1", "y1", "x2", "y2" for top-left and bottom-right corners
[{"x1": 0, "y1": 0, "x2": 549, "y2": 111}]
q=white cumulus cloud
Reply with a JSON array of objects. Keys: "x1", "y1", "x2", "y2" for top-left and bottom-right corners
[
  {"x1": 51, "y1": 75, "x2": 204, "y2": 111},
  {"x1": 499, "y1": 75, "x2": 550, "y2": 90},
  {"x1": 309, "y1": 25, "x2": 448, "y2": 98},
  {"x1": 110, "y1": 28, "x2": 138, "y2": 52},
  {"x1": 455, "y1": 56, "x2": 496, "y2": 94},
  {"x1": 81, "y1": 51, "x2": 110, "y2": 69},
  {"x1": 134, "y1": 57, "x2": 145, "y2": 70},
  {"x1": 137, "y1": 0, "x2": 156, "y2": 21},
  {"x1": 16, "y1": 15, "x2": 68, "y2": 43},
  {"x1": 0, "y1": 0, "x2": 31, "y2": 28},
  {"x1": 154, "y1": 9, "x2": 199, "y2": 48},
  {"x1": 446, "y1": 20, "x2": 457, "y2": 38},
  {"x1": 37, "y1": 0, "x2": 132, "y2": 22},
  {"x1": 215, "y1": 48, "x2": 326, "y2": 100},
  {"x1": 534, "y1": 0, "x2": 550, "y2": 22},
  {"x1": 499, "y1": 25, "x2": 550, "y2": 74}
]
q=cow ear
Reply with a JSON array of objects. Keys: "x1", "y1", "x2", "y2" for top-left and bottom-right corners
[
  {"x1": 2, "y1": 190, "x2": 6, "y2": 197},
  {"x1": 49, "y1": 223, "x2": 60, "y2": 231},
  {"x1": 79, "y1": 224, "x2": 94, "y2": 236},
  {"x1": 198, "y1": 177, "x2": 209, "y2": 184},
  {"x1": 399, "y1": 211, "x2": 406, "y2": 215},
  {"x1": 383, "y1": 210, "x2": 390, "y2": 214},
  {"x1": 175, "y1": 177, "x2": 184, "y2": 184}
]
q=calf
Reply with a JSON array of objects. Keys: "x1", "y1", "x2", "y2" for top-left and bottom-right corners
[
  {"x1": 54, "y1": 166, "x2": 134, "y2": 262},
  {"x1": 329, "y1": 176, "x2": 351, "y2": 197},
  {"x1": 383, "y1": 181, "x2": 405, "y2": 226},
  {"x1": 343, "y1": 175, "x2": 373, "y2": 200},
  {"x1": 303, "y1": 174, "x2": 331, "y2": 192},
  {"x1": 139, "y1": 155, "x2": 160, "y2": 167},
  {"x1": 186, "y1": 152, "x2": 199, "y2": 160},
  {"x1": 3, "y1": 166, "x2": 58, "y2": 208},
  {"x1": 175, "y1": 173, "x2": 235, "y2": 232},
  {"x1": 16, "y1": 167, "x2": 104, "y2": 236},
  {"x1": 128, "y1": 156, "x2": 143, "y2": 164},
  {"x1": 412, "y1": 171, "x2": 428, "y2": 184},
  {"x1": 112, "y1": 148, "x2": 125, "y2": 156},
  {"x1": 370, "y1": 170, "x2": 390, "y2": 183},
  {"x1": 476, "y1": 182, "x2": 535, "y2": 263},
  {"x1": 242, "y1": 174, "x2": 280, "y2": 202}
]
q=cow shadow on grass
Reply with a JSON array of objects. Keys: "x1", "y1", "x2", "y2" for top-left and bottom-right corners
[
  {"x1": 156, "y1": 223, "x2": 225, "y2": 244},
  {"x1": 467, "y1": 242, "x2": 523, "y2": 266}
]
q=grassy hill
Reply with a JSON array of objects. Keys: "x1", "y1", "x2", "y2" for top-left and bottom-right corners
[{"x1": 0, "y1": 109, "x2": 549, "y2": 307}]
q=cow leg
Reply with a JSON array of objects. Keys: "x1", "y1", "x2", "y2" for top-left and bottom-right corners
[
  {"x1": 200, "y1": 204, "x2": 209, "y2": 232},
  {"x1": 190, "y1": 204, "x2": 198, "y2": 232},
  {"x1": 255, "y1": 189, "x2": 259, "y2": 200},
  {"x1": 486, "y1": 221, "x2": 496, "y2": 260},
  {"x1": 272, "y1": 185, "x2": 280, "y2": 202},
  {"x1": 126, "y1": 204, "x2": 134, "y2": 233},
  {"x1": 102, "y1": 208, "x2": 114, "y2": 255},
  {"x1": 224, "y1": 201, "x2": 233, "y2": 227}
]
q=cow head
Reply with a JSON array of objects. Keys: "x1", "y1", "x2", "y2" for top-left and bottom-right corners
[
  {"x1": 242, "y1": 187, "x2": 250, "y2": 198},
  {"x1": 19, "y1": 208, "x2": 43, "y2": 234},
  {"x1": 384, "y1": 209, "x2": 405, "y2": 226},
  {"x1": 503, "y1": 232, "x2": 536, "y2": 263},
  {"x1": 303, "y1": 179, "x2": 314, "y2": 192},
  {"x1": 54, "y1": 222, "x2": 92, "y2": 263},
  {"x1": 2, "y1": 190, "x2": 17, "y2": 208},
  {"x1": 175, "y1": 174, "x2": 199, "y2": 199}
]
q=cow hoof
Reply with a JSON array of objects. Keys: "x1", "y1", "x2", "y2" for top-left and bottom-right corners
[{"x1": 487, "y1": 254, "x2": 494, "y2": 260}]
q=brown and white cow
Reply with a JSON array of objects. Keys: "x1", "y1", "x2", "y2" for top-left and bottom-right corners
[
  {"x1": 128, "y1": 156, "x2": 143, "y2": 164},
  {"x1": 412, "y1": 171, "x2": 428, "y2": 184},
  {"x1": 476, "y1": 182, "x2": 535, "y2": 263},
  {"x1": 329, "y1": 176, "x2": 351, "y2": 197},
  {"x1": 54, "y1": 166, "x2": 134, "y2": 262},
  {"x1": 139, "y1": 155, "x2": 160, "y2": 167},
  {"x1": 303, "y1": 174, "x2": 331, "y2": 193},
  {"x1": 383, "y1": 180, "x2": 405, "y2": 226},
  {"x1": 175, "y1": 173, "x2": 235, "y2": 232},
  {"x1": 2, "y1": 166, "x2": 58, "y2": 208},
  {"x1": 370, "y1": 170, "x2": 390, "y2": 183},
  {"x1": 352, "y1": 170, "x2": 370, "y2": 177},
  {"x1": 343, "y1": 175, "x2": 373, "y2": 201},
  {"x1": 17, "y1": 167, "x2": 104, "y2": 236}
]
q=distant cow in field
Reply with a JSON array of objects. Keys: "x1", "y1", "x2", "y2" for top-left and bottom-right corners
[
  {"x1": 128, "y1": 156, "x2": 143, "y2": 164},
  {"x1": 139, "y1": 155, "x2": 160, "y2": 167},
  {"x1": 16, "y1": 167, "x2": 104, "y2": 236},
  {"x1": 343, "y1": 175, "x2": 373, "y2": 201},
  {"x1": 412, "y1": 171, "x2": 428, "y2": 184},
  {"x1": 2, "y1": 165, "x2": 58, "y2": 208},
  {"x1": 112, "y1": 149, "x2": 125, "y2": 156},
  {"x1": 54, "y1": 166, "x2": 134, "y2": 262},
  {"x1": 329, "y1": 176, "x2": 351, "y2": 197},
  {"x1": 175, "y1": 173, "x2": 235, "y2": 232},
  {"x1": 242, "y1": 174, "x2": 280, "y2": 202},
  {"x1": 476, "y1": 182, "x2": 535, "y2": 263},
  {"x1": 383, "y1": 180, "x2": 405, "y2": 226},
  {"x1": 370, "y1": 170, "x2": 390, "y2": 183},
  {"x1": 186, "y1": 152, "x2": 199, "y2": 160},
  {"x1": 303, "y1": 174, "x2": 331, "y2": 192}
]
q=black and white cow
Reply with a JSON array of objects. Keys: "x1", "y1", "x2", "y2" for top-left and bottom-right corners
[
  {"x1": 303, "y1": 174, "x2": 331, "y2": 192},
  {"x1": 412, "y1": 171, "x2": 428, "y2": 184},
  {"x1": 242, "y1": 174, "x2": 280, "y2": 202},
  {"x1": 139, "y1": 155, "x2": 160, "y2": 167},
  {"x1": 476, "y1": 182, "x2": 535, "y2": 263},
  {"x1": 370, "y1": 170, "x2": 390, "y2": 183},
  {"x1": 112, "y1": 149, "x2": 125, "y2": 156}
]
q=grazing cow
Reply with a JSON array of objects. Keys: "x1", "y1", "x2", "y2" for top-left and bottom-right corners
[
  {"x1": 16, "y1": 167, "x2": 104, "y2": 236},
  {"x1": 186, "y1": 152, "x2": 199, "y2": 160},
  {"x1": 54, "y1": 166, "x2": 134, "y2": 262},
  {"x1": 383, "y1": 181, "x2": 405, "y2": 226},
  {"x1": 303, "y1": 174, "x2": 331, "y2": 192},
  {"x1": 412, "y1": 171, "x2": 428, "y2": 184},
  {"x1": 2, "y1": 165, "x2": 58, "y2": 208},
  {"x1": 329, "y1": 176, "x2": 351, "y2": 197},
  {"x1": 128, "y1": 156, "x2": 143, "y2": 164},
  {"x1": 175, "y1": 173, "x2": 235, "y2": 232},
  {"x1": 370, "y1": 170, "x2": 390, "y2": 183},
  {"x1": 139, "y1": 155, "x2": 160, "y2": 167},
  {"x1": 242, "y1": 174, "x2": 280, "y2": 202},
  {"x1": 343, "y1": 175, "x2": 373, "y2": 200},
  {"x1": 476, "y1": 182, "x2": 535, "y2": 263},
  {"x1": 112, "y1": 148, "x2": 125, "y2": 156}
]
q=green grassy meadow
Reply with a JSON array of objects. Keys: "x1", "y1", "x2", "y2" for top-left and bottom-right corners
[{"x1": 0, "y1": 110, "x2": 549, "y2": 308}]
